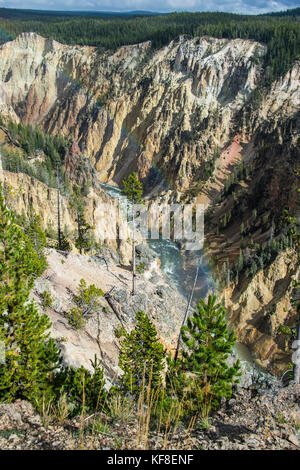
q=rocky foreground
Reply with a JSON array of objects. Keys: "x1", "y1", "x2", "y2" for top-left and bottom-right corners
[{"x1": 0, "y1": 382, "x2": 299, "y2": 451}]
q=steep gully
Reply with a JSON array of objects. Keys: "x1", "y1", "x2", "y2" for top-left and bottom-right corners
[{"x1": 99, "y1": 182, "x2": 254, "y2": 367}]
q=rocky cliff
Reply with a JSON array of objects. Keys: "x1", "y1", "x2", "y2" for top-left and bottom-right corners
[
  {"x1": 223, "y1": 249, "x2": 299, "y2": 376},
  {"x1": 32, "y1": 248, "x2": 186, "y2": 380},
  {"x1": 0, "y1": 33, "x2": 291, "y2": 193},
  {"x1": 1, "y1": 168, "x2": 138, "y2": 265}
]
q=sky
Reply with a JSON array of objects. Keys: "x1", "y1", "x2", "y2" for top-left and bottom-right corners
[{"x1": 0, "y1": 0, "x2": 299, "y2": 15}]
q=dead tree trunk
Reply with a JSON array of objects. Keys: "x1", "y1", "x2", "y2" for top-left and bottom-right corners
[
  {"x1": 174, "y1": 263, "x2": 199, "y2": 363},
  {"x1": 131, "y1": 207, "x2": 136, "y2": 296},
  {"x1": 293, "y1": 308, "x2": 300, "y2": 384},
  {"x1": 56, "y1": 164, "x2": 62, "y2": 250}
]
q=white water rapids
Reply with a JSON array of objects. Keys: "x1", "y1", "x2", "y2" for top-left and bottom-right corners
[{"x1": 99, "y1": 181, "x2": 256, "y2": 373}]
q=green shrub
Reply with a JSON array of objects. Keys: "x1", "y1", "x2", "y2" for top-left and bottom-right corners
[
  {"x1": 41, "y1": 289, "x2": 53, "y2": 308},
  {"x1": 66, "y1": 279, "x2": 104, "y2": 329},
  {"x1": 55, "y1": 355, "x2": 106, "y2": 416},
  {"x1": 136, "y1": 262, "x2": 145, "y2": 274},
  {"x1": 106, "y1": 393, "x2": 134, "y2": 423},
  {"x1": 67, "y1": 307, "x2": 85, "y2": 329}
]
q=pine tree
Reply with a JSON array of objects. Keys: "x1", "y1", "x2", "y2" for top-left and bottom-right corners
[
  {"x1": 250, "y1": 260, "x2": 258, "y2": 277},
  {"x1": 118, "y1": 310, "x2": 165, "y2": 397},
  {"x1": 122, "y1": 172, "x2": 143, "y2": 204},
  {"x1": 57, "y1": 233, "x2": 71, "y2": 252},
  {"x1": 180, "y1": 295, "x2": 240, "y2": 412},
  {"x1": 0, "y1": 186, "x2": 61, "y2": 402},
  {"x1": 24, "y1": 211, "x2": 47, "y2": 267},
  {"x1": 269, "y1": 218, "x2": 275, "y2": 246},
  {"x1": 70, "y1": 184, "x2": 92, "y2": 254},
  {"x1": 122, "y1": 172, "x2": 143, "y2": 295}
]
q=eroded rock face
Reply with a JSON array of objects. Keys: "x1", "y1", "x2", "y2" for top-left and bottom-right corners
[
  {"x1": 32, "y1": 248, "x2": 186, "y2": 380},
  {"x1": 1, "y1": 33, "x2": 298, "y2": 198},
  {"x1": 1, "y1": 169, "x2": 138, "y2": 265},
  {"x1": 223, "y1": 249, "x2": 299, "y2": 376},
  {"x1": 0, "y1": 33, "x2": 276, "y2": 192}
]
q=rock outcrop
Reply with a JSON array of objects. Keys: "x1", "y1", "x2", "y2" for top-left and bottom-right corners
[
  {"x1": 1, "y1": 168, "x2": 138, "y2": 265},
  {"x1": 1, "y1": 32, "x2": 296, "y2": 194},
  {"x1": 32, "y1": 248, "x2": 186, "y2": 379},
  {"x1": 223, "y1": 249, "x2": 299, "y2": 376}
]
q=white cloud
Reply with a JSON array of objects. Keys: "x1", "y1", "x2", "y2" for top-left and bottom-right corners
[
  {"x1": 1, "y1": 0, "x2": 299, "y2": 14},
  {"x1": 167, "y1": 0, "x2": 197, "y2": 8}
]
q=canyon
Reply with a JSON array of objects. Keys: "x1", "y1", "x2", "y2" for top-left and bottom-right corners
[{"x1": 0, "y1": 32, "x2": 299, "y2": 378}]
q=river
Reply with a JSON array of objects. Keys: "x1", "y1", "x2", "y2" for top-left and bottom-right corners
[
  {"x1": 99, "y1": 182, "x2": 214, "y2": 301},
  {"x1": 99, "y1": 181, "x2": 255, "y2": 369}
]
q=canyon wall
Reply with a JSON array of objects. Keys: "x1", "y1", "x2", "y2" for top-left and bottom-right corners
[{"x1": 1, "y1": 33, "x2": 297, "y2": 196}]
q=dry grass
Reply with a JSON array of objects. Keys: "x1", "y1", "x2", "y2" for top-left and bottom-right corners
[
  {"x1": 52, "y1": 391, "x2": 69, "y2": 424},
  {"x1": 34, "y1": 363, "x2": 221, "y2": 450},
  {"x1": 106, "y1": 393, "x2": 135, "y2": 423},
  {"x1": 136, "y1": 364, "x2": 155, "y2": 449},
  {"x1": 134, "y1": 364, "x2": 198, "y2": 450},
  {"x1": 36, "y1": 393, "x2": 54, "y2": 429},
  {"x1": 78, "y1": 373, "x2": 86, "y2": 450}
]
